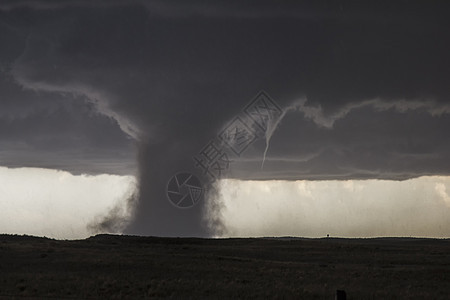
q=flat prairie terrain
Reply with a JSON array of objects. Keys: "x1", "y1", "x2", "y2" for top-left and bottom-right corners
[{"x1": 0, "y1": 234, "x2": 449, "y2": 299}]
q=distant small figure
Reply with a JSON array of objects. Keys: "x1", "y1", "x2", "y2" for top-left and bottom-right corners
[
  {"x1": 336, "y1": 290, "x2": 346, "y2": 300},
  {"x1": 327, "y1": 234, "x2": 329, "y2": 238}
]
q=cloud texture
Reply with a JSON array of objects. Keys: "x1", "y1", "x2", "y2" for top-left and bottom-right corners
[{"x1": 0, "y1": 1, "x2": 449, "y2": 236}]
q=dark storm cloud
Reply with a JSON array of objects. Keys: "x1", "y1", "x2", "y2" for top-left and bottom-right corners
[
  {"x1": 0, "y1": 70, "x2": 136, "y2": 175},
  {"x1": 1, "y1": 0, "x2": 449, "y2": 236},
  {"x1": 230, "y1": 102, "x2": 450, "y2": 181}
]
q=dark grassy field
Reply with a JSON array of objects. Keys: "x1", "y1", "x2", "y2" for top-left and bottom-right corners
[{"x1": 0, "y1": 234, "x2": 449, "y2": 299}]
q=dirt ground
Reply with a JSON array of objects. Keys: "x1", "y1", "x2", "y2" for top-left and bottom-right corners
[{"x1": 0, "y1": 234, "x2": 449, "y2": 299}]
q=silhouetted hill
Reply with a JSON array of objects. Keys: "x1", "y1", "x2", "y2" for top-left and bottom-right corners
[{"x1": 0, "y1": 234, "x2": 449, "y2": 298}]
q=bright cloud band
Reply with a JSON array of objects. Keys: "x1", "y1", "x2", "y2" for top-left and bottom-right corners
[
  {"x1": 0, "y1": 167, "x2": 136, "y2": 239},
  {"x1": 216, "y1": 176, "x2": 450, "y2": 238}
]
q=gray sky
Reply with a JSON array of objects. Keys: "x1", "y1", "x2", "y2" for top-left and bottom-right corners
[{"x1": 1, "y1": 0, "x2": 449, "y2": 237}]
